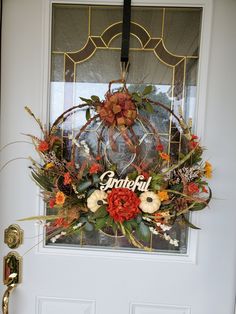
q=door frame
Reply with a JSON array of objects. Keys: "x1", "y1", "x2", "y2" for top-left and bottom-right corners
[{"x1": 36, "y1": 0, "x2": 213, "y2": 264}]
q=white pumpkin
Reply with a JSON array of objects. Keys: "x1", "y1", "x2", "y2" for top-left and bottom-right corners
[
  {"x1": 87, "y1": 190, "x2": 107, "y2": 212},
  {"x1": 139, "y1": 191, "x2": 161, "y2": 214}
]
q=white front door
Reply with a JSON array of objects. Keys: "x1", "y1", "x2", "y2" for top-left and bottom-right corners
[{"x1": 1, "y1": 1, "x2": 236, "y2": 314}]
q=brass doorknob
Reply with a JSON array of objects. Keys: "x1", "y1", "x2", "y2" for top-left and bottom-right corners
[
  {"x1": 2, "y1": 252, "x2": 22, "y2": 314},
  {"x1": 2, "y1": 281, "x2": 16, "y2": 314}
]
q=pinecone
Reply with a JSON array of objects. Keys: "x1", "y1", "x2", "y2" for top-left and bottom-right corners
[
  {"x1": 57, "y1": 176, "x2": 73, "y2": 196},
  {"x1": 174, "y1": 198, "x2": 188, "y2": 212},
  {"x1": 170, "y1": 166, "x2": 200, "y2": 185}
]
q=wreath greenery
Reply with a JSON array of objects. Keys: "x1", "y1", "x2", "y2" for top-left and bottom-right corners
[{"x1": 22, "y1": 81, "x2": 212, "y2": 250}]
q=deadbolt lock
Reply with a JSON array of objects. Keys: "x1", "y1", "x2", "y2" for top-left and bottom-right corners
[{"x1": 4, "y1": 224, "x2": 24, "y2": 249}]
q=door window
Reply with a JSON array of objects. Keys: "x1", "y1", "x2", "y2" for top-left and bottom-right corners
[{"x1": 49, "y1": 4, "x2": 202, "y2": 254}]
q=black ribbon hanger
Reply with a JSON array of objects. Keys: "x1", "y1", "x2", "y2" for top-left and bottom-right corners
[{"x1": 120, "y1": 0, "x2": 132, "y2": 79}]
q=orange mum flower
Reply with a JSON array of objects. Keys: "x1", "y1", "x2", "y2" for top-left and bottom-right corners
[
  {"x1": 187, "y1": 182, "x2": 199, "y2": 194},
  {"x1": 64, "y1": 172, "x2": 72, "y2": 185},
  {"x1": 38, "y1": 140, "x2": 49, "y2": 152},
  {"x1": 89, "y1": 163, "x2": 102, "y2": 174},
  {"x1": 55, "y1": 191, "x2": 66, "y2": 205},
  {"x1": 158, "y1": 191, "x2": 169, "y2": 201},
  {"x1": 159, "y1": 152, "x2": 170, "y2": 161}
]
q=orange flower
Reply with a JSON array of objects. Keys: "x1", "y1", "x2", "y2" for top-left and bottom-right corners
[
  {"x1": 66, "y1": 161, "x2": 75, "y2": 168},
  {"x1": 55, "y1": 191, "x2": 66, "y2": 205},
  {"x1": 38, "y1": 140, "x2": 49, "y2": 152},
  {"x1": 64, "y1": 172, "x2": 72, "y2": 185},
  {"x1": 187, "y1": 182, "x2": 199, "y2": 194},
  {"x1": 202, "y1": 186, "x2": 208, "y2": 193},
  {"x1": 159, "y1": 152, "x2": 170, "y2": 161},
  {"x1": 204, "y1": 161, "x2": 212, "y2": 179},
  {"x1": 54, "y1": 218, "x2": 69, "y2": 228},
  {"x1": 89, "y1": 163, "x2": 102, "y2": 174},
  {"x1": 96, "y1": 155, "x2": 102, "y2": 161},
  {"x1": 158, "y1": 191, "x2": 169, "y2": 201}
]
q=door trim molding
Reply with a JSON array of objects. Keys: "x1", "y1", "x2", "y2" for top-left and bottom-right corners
[{"x1": 38, "y1": 0, "x2": 213, "y2": 264}]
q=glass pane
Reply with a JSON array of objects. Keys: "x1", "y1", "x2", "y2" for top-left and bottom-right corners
[{"x1": 48, "y1": 4, "x2": 202, "y2": 254}]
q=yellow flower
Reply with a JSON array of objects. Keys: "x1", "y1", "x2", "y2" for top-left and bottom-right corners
[
  {"x1": 55, "y1": 191, "x2": 66, "y2": 205},
  {"x1": 158, "y1": 191, "x2": 169, "y2": 202},
  {"x1": 45, "y1": 162, "x2": 54, "y2": 170},
  {"x1": 204, "y1": 161, "x2": 212, "y2": 179}
]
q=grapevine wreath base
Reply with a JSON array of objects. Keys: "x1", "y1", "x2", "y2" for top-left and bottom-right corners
[{"x1": 22, "y1": 81, "x2": 212, "y2": 251}]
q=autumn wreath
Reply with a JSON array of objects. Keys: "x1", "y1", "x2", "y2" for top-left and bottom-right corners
[{"x1": 23, "y1": 81, "x2": 212, "y2": 250}]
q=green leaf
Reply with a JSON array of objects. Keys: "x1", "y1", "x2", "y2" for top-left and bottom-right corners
[
  {"x1": 123, "y1": 221, "x2": 133, "y2": 233},
  {"x1": 31, "y1": 171, "x2": 53, "y2": 191},
  {"x1": 95, "y1": 217, "x2": 108, "y2": 230},
  {"x1": 169, "y1": 183, "x2": 183, "y2": 192},
  {"x1": 150, "y1": 182, "x2": 161, "y2": 191},
  {"x1": 136, "y1": 221, "x2": 151, "y2": 242},
  {"x1": 190, "y1": 203, "x2": 207, "y2": 211},
  {"x1": 86, "y1": 108, "x2": 91, "y2": 121},
  {"x1": 144, "y1": 102, "x2": 154, "y2": 113},
  {"x1": 92, "y1": 205, "x2": 108, "y2": 219},
  {"x1": 111, "y1": 220, "x2": 118, "y2": 233},
  {"x1": 77, "y1": 180, "x2": 92, "y2": 192},
  {"x1": 84, "y1": 221, "x2": 94, "y2": 232},
  {"x1": 91, "y1": 95, "x2": 100, "y2": 102},
  {"x1": 92, "y1": 174, "x2": 100, "y2": 184},
  {"x1": 18, "y1": 215, "x2": 61, "y2": 222},
  {"x1": 137, "y1": 222, "x2": 151, "y2": 242},
  {"x1": 136, "y1": 214, "x2": 142, "y2": 224},
  {"x1": 87, "y1": 188, "x2": 96, "y2": 197},
  {"x1": 109, "y1": 164, "x2": 117, "y2": 172},
  {"x1": 181, "y1": 215, "x2": 200, "y2": 229},
  {"x1": 128, "y1": 219, "x2": 138, "y2": 229},
  {"x1": 143, "y1": 85, "x2": 153, "y2": 96},
  {"x1": 106, "y1": 216, "x2": 114, "y2": 227},
  {"x1": 132, "y1": 93, "x2": 142, "y2": 104},
  {"x1": 80, "y1": 97, "x2": 93, "y2": 104},
  {"x1": 128, "y1": 171, "x2": 138, "y2": 180}
]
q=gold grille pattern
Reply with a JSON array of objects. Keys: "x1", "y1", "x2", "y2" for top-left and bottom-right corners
[{"x1": 50, "y1": 5, "x2": 201, "y2": 252}]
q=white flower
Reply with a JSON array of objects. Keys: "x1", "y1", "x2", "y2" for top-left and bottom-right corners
[
  {"x1": 50, "y1": 237, "x2": 57, "y2": 243},
  {"x1": 164, "y1": 233, "x2": 171, "y2": 241},
  {"x1": 139, "y1": 191, "x2": 161, "y2": 213},
  {"x1": 163, "y1": 233, "x2": 179, "y2": 247},
  {"x1": 173, "y1": 240, "x2": 179, "y2": 247},
  {"x1": 149, "y1": 227, "x2": 158, "y2": 235},
  {"x1": 87, "y1": 190, "x2": 107, "y2": 212},
  {"x1": 142, "y1": 216, "x2": 151, "y2": 222},
  {"x1": 156, "y1": 223, "x2": 172, "y2": 231}
]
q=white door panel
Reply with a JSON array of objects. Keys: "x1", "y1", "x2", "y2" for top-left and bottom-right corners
[{"x1": 1, "y1": 1, "x2": 236, "y2": 314}]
